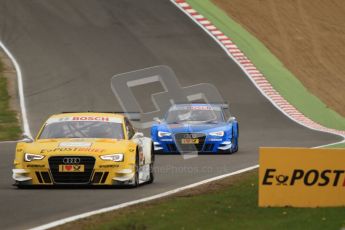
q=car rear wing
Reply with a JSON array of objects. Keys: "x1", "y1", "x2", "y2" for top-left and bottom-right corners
[
  {"x1": 116, "y1": 112, "x2": 141, "y2": 121},
  {"x1": 172, "y1": 102, "x2": 229, "y2": 108},
  {"x1": 172, "y1": 102, "x2": 231, "y2": 118}
]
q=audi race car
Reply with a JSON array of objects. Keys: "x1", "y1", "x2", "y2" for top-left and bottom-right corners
[
  {"x1": 13, "y1": 112, "x2": 154, "y2": 187},
  {"x1": 151, "y1": 104, "x2": 239, "y2": 154}
]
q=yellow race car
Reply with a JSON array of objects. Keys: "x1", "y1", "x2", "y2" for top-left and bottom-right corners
[{"x1": 12, "y1": 112, "x2": 154, "y2": 187}]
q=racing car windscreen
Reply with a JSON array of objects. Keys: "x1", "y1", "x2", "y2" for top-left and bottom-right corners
[
  {"x1": 39, "y1": 121, "x2": 124, "y2": 139},
  {"x1": 166, "y1": 105, "x2": 224, "y2": 124}
]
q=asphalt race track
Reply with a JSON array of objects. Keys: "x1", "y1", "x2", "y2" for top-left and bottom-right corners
[{"x1": 0, "y1": 1, "x2": 341, "y2": 229}]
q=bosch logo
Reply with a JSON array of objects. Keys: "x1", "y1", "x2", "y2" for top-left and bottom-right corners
[{"x1": 62, "y1": 157, "x2": 81, "y2": 164}]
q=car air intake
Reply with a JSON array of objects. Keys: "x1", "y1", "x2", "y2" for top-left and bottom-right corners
[
  {"x1": 49, "y1": 156, "x2": 95, "y2": 184},
  {"x1": 174, "y1": 133, "x2": 206, "y2": 152}
]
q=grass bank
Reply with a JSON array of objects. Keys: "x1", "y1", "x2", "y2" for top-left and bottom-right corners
[
  {"x1": 327, "y1": 142, "x2": 345, "y2": 149},
  {"x1": 61, "y1": 170, "x2": 345, "y2": 230},
  {"x1": 185, "y1": 0, "x2": 345, "y2": 131},
  {"x1": 0, "y1": 59, "x2": 21, "y2": 140}
]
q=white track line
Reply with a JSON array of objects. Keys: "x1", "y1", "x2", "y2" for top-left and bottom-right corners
[
  {"x1": 0, "y1": 41, "x2": 32, "y2": 139},
  {"x1": 312, "y1": 139, "x2": 345, "y2": 149},
  {"x1": 30, "y1": 165, "x2": 259, "y2": 230},
  {"x1": 31, "y1": 141, "x2": 344, "y2": 230},
  {"x1": 26, "y1": 1, "x2": 345, "y2": 229},
  {"x1": 0, "y1": 140, "x2": 19, "y2": 144}
]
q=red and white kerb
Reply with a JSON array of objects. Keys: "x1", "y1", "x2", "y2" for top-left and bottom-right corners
[{"x1": 172, "y1": 0, "x2": 345, "y2": 137}]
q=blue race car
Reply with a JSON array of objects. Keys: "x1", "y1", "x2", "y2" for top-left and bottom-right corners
[{"x1": 151, "y1": 104, "x2": 239, "y2": 154}]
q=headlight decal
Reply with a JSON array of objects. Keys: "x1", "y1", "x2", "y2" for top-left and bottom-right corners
[
  {"x1": 100, "y1": 154, "x2": 124, "y2": 162},
  {"x1": 24, "y1": 153, "x2": 45, "y2": 162},
  {"x1": 209, "y1": 131, "x2": 224, "y2": 137},
  {"x1": 158, "y1": 131, "x2": 172, "y2": 137}
]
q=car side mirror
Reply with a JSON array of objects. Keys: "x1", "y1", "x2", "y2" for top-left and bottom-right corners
[
  {"x1": 227, "y1": 117, "x2": 236, "y2": 123},
  {"x1": 132, "y1": 132, "x2": 144, "y2": 139},
  {"x1": 153, "y1": 117, "x2": 162, "y2": 123},
  {"x1": 22, "y1": 134, "x2": 33, "y2": 143}
]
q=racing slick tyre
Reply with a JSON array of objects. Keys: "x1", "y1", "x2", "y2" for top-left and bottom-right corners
[
  {"x1": 228, "y1": 125, "x2": 239, "y2": 154},
  {"x1": 147, "y1": 163, "x2": 154, "y2": 184},
  {"x1": 147, "y1": 144, "x2": 155, "y2": 184},
  {"x1": 130, "y1": 152, "x2": 140, "y2": 188},
  {"x1": 16, "y1": 184, "x2": 30, "y2": 189},
  {"x1": 232, "y1": 124, "x2": 239, "y2": 153},
  {"x1": 233, "y1": 141, "x2": 238, "y2": 153}
]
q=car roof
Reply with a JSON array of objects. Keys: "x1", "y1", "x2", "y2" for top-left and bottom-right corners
[
  {"x1": 170, "y1": 104, "x2": 223, "y2": 110},
  {"x1": 172, "y1": 103, "x2": 222, "y2": 107}
]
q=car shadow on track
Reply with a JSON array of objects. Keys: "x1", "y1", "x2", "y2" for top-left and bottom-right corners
[
  {"x1": 12, "y1": 184, "x2": 143, "y2": 190},
  {"x1": 155, "y1": 152, "x2": 235, "y2": 156}
]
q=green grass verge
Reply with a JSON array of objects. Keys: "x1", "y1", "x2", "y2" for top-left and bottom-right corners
[
  {"x1": 91, "y1": 170, "x2": 345, "y2": 230},
  {"x1": 0, "y1": 60, "x2": 21, "y2": 140},
  {"x1": 326, "y1": 142, "x2": 345, "y2": 148},
  {"x1": 185, "y1": 0, "x2": 345, "y2": 131}
]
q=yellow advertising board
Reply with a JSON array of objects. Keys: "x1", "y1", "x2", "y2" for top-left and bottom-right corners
[{"x1": 259, "y1": 147, "x2": 345, "y2": 207}]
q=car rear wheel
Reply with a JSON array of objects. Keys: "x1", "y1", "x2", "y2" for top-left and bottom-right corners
[
  {"x1": 147, "y1": 163, "x2": 154, "y2": 184},
  {"x1": 130, "y1": 152, "x2": 140, "y2": 188},
  {"x1": 147, "y1": 143, "x2": 155, "y2": 184},
  {"x1": 232, "y1": 139, "x2": 238, "y2": 153},
  {"x1": 233, "y1": 124, "x2": 239, "y2": 153},
  {"x1": 16, "y1": 184, "x2": 29, "y2": 189},
  {"x1": 229, "y1": 125, "x2": 239, "y2": 154}
]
